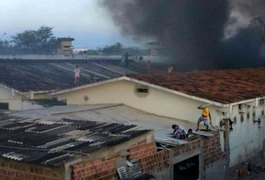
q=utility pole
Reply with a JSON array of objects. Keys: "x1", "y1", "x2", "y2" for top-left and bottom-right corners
[{"x1": 224, "y1": 118, "x2": 230, "y2": 180}]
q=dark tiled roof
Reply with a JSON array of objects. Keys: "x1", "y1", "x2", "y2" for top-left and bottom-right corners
[
  {"x1": 0, "y1": 63, "x2": 91, "y2": 92},
  {"x1": 0, "y1": 62, "x2": 119, "y2": 92},
  {"x1": 0, "y1": 112, "x2": 149, "y2": 166},
  {"x1": 127, "y1": 68, "x2": 265, "y2": 104},
  {"x1": 0, "y1": 60, "x2": 158, "y2": 92}
]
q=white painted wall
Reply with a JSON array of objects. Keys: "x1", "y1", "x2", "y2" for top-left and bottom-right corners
[
  {"x1": 228, "y1": 102, "x2": 265, "y2": 166},
  {"x1": 56, "y1": 80, "x2": 223, "y2": 125},
  {"x1": 0, "y1": 86, "x2": 22, "y2": 110},
  {"x1": 22, "y1": 101, "x2": 43, "y2": 110}
]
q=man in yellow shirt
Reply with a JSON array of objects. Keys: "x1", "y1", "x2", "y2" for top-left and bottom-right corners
[{"x1": 196, "y1": 105, "x2": 212, "y2": 131}]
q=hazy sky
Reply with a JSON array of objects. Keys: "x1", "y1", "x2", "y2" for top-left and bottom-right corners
[{"x1": 0, "y1": 0, "x2": 145, "y2": 49}]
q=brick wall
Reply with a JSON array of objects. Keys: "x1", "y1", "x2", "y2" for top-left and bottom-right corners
[
  {"x1": 72, "y1": 132, "x2": 223, "y2": 180},
  {"x1": 72, "y1": 155, "x2": 117, "y2": 180},
  {"x1": 72, "y1": 140, "x2": 170, "y2": 180},
  {"x1": 0, "y1": 158, "x2": 64, "y2": 180},
  {"x1": 169, "y1": 131, "x2": 223, "y2": 167},
  {"x1": 171, "y1": 138, "x2": 201, "y2": 157},
  {"x1": 203, "y1": 131, "x2": 224, "y2": 166},
  {"x1": 128, "y1": 141, "x2": 170, "y2": 173}
]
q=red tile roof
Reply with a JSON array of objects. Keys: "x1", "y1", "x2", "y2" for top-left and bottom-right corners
[{"x1": 127, "y1": 68, "x2": 265, "y2": 104}]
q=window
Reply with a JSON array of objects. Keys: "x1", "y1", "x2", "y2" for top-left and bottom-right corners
[
  {"x1": 173, "y1": 155, "x2": 199, "y2": 180},
  {"x1": 247, "y1": 113, "x2": 250, "y2": 120},
  {"x1": 136, "y1": 88, "x2": 148, "y2": 93},
  {"x1": 259, "y1": 99, "x2": 265, "y2": 106},
  {"x1": 253, "y1": 112, "x2": 256, "y2": 119},
  {"x1": 244, "y1": 112, "x2": 250, "y2": 119},
  {"x1": 262, "y1": 110, "x2": 264, "y2": 116},
  {"x1": 240, "y1": 114, "x2": 244, "y2": 122},
  {"x1": 233, "y1": 117, "x2": 237, "y2": 125},
  {"x1": 83, "y1": 96, "x2": 89, "y2": 102},
  {"x1": 239, "y1": 104, "x2": 243, "y2": 110},
  {"x1": 135, "y1": 85, "x2": 149, "y2": 97}
]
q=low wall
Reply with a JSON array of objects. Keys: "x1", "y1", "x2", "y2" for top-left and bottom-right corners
[{"x1": 0, "y1": 158, "x2": 65, "y2": 180}]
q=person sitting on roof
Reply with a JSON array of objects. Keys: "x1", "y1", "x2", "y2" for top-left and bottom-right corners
[
  {"x1": 74, "y1": 65, "x2": 81, "y2": 85},
  {"x1": 196, "y1": 105, "x2": 212, "y2": 131},
  {"x1": 172, "y1": 124, "x2": 187, "y2": 139},
  {"x1": 187, "y1": 129, "x2": 193, "y2": 138}
]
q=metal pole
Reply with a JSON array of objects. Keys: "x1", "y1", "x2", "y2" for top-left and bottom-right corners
[{"x1": 224, "y1": 118, "x2": 230, "y2": 180}]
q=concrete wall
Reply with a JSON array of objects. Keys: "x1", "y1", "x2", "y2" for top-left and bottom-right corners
[
  {"x1": 0, "y1": 54, "x2": 71, "y2": 59},
  {"x1": 0, "y1": 54, "x2": 166, "y2": 62},
  {"x1": 23, "y1": 91, "x2": 53, "y2": 100},
  {"x1": 22, "y1": 101, "x2": 43, "y2": 110},
  {"x1": 0, "y1": 86, "x2": 22, "y2": 110},
  {"x1": 56, "y1": 80, "x2": 222, "y2": 125},
  {"x1": 204, "y1": 159, "x2": 226, "y2": 180},
  {"x1": 228, "y1": 101, "x2": 265, "y2": 167}
]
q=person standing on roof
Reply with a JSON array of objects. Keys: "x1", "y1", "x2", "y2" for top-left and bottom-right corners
[
  {"x1": 74, "y1": 65, "x2": 81, "y2": 85},
  {"x1": 196, "y1": 105, "x2": 212, "y2": 131}
]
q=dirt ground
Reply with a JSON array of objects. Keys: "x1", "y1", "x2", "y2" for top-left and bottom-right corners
[{"x1": 229, "y1": 153, "x2": 265, "y2": 180}]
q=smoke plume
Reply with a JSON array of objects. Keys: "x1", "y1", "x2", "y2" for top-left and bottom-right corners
[
  {"x1": 101, "y1": 0, "x2": 265, "y2": 70},
  {"x1": 227, "y1": 0, "x2": 265, "y2": 37}
]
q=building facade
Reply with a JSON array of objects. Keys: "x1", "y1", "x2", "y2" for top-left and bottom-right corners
[
  {"x1": 0, "y1": 85, "x2": 22, "y2": 110},
  {"x1": 54, "y1": 69, "x2": 265, "y2": 167}
]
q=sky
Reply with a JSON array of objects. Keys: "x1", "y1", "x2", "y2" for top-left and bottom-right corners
[{"x1": 0, "y1": 0, "x2": 146, "y2": 49}]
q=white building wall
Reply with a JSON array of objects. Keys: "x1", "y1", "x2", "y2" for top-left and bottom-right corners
[
  {"x1": 0, "y1": 86, "x2": 22, "y2": 110},
  {"x1": 228, "y1": 101, "x2": 265, "y2": 167},
  {"x1": 56, "y1": 80, "x2": 223, "y2": 125},
  {"x1": 22, "y1": 101, "x2": 43, "y2": 110}
]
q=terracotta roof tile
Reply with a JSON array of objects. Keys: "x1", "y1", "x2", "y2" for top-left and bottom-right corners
[{"x1": 127, "y1": 68, "x2": 265, "y2": 104}]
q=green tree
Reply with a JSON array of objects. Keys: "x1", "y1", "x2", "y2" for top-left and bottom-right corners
[
  {"x1": 12, "y1": 26, "x2": 59, "y2": 54},
  {"x1": 0, "y1": 40, "x2": 12, "y2": 54}
]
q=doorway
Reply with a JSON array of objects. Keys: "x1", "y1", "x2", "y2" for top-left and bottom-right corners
[
  {"x1": 0, "y1": 102, "x2": 9, "y2": 110},
  {"x1": 173, "y1": 155, "x2": 199, "y2": 180}
]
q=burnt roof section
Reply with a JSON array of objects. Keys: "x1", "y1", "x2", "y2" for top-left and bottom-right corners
[
  {"x1": 127, "y1": 68, "x2": 265, "y2": 104},
  {"x1": 0, "y1": 111, "x2": 149, "y2": 167}
]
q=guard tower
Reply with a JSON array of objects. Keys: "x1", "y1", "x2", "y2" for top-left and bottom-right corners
[{"x1": 57, "y1": 37, "x2": 74, "y2": 56}]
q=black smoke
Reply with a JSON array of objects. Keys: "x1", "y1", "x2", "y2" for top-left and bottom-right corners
[
  {"x1": 227, "y1": 0, "x2": 265, "y2": 37},
  {"x1": 218, "y1": 29, "x2": 263, "y2": 68},
  {"x1": 101, "y1": 0, "x2": 265, "y2": 70},
  {"x1": 231, "y1": 0, "x2": 265, "y2": 19}
]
